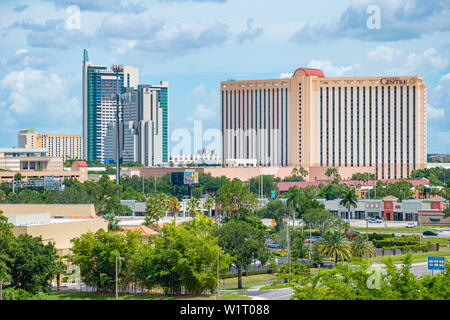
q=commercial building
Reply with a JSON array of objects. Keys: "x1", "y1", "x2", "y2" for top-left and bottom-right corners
[
  {"x1": 0, "y1": 149, "x2": 87, "y2": 182},
  {"x1": 317, "y1": 196, "x2": 448, "y2": 224},
  {"x1": 169, "y1": 148, "x2": 221, "y2": 166},
  {"x1": 82, "y1": 49, "x2": 139, "y2": 163},
  {"x1": 0, "y1": 204, "x2": 107, "y2": 255},
  {"x1": 220, "y1": 68, "x2": 427, "y2": 180},
  {"x1": 18, "y1": 128, "x2": 83, "y2": 161},
  {"x1": 104, "y1": 83, "x2": 169, "y2": 167},
  {"x1": 0, "y1": 148, "x2": 62, "y2": 171}
]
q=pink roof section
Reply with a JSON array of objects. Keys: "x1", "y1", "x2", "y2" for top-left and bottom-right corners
[
  {"x1": 277, "y1": 179, "x2": 430, "y2": 192},
  {"x1": 293, "y1": 68, "x2": 325, "y2": 78},
  {"x1": 72, "y1": 161, "x2": 88, "y2": 167}
]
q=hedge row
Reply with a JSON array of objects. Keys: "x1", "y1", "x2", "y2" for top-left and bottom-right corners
[
  {"x1": 368, "y1": 233, "x2": 396, "y2": 241},
  {"x1": 373, "y1": 235, "x2": 421, "y2": 248},
  {"x1": 379, "y1": 243, "x2": 431, "y2": 256}
]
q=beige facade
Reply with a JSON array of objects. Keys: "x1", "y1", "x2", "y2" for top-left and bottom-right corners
[
  {"x1": 221, "y1": 68, "x2": 427, "y2": 179},
  {"x1": 18, "y1": 129, "x2": 83, "y2": 161},
  {"x1": 1, "y1": 204, "x2": 106, "y2": 255}
]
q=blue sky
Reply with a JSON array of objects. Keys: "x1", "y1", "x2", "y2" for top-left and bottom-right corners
[{"x1": 0, "y1": 0, "x2": 449, "y2": 154}]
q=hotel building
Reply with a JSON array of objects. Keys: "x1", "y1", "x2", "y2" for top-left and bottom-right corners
[
  {"x1": 18, "y1": 128, "x2": 83, "y2": 161},
  {"x1": 82, "y1": 49, "x2": 139, "y2": 162},
  {"x1": 104, "y1": 82, "x2": 169, "y2": 167},
  {"x1": 220, "y1": 68, "x2": 427, "y2": 179}
]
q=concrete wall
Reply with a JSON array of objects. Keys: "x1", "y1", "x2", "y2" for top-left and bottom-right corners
[
  {"x1": 0, "y1": 204, "x2": 97, "y2": 218},
  {"x1": 12, "y1": 219, "x2": 108, "y2": 253}
]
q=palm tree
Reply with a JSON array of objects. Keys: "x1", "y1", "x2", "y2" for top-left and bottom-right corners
[
  {"x1": 204, "y1": 196, "x2": 215, "y2": 218},
  {"x1": 325, "y1": 168, "x2": 338, "y2": 182},
  {"x1": 286, "y1": 186, "x2": 303, "y2": 227},
  {"x1": 187, "y1": 197, "x2": 200, "y2": 217},
  {"x1": 340, "y1": 189, "x2": 358, "y2": 222},
  {"x1": 168, "y1": 196, "x2": 181, "y2": 222},
  {"x1": 351, "y1": 234, "x2": 376, "y2": 259},
  {"x1": 320, "y1": 230, "x2": 352, "y2": 263},
  {"x1": 298, "y1": 167, "x2": 308, "y2": 181},
  {"x1": 291, "y1": 168, "x2": 299, "y2": 177}
]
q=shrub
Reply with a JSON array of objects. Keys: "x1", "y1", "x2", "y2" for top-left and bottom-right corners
[{"x1": 2, "y1": 288, "x2": 48, "y2": 300}]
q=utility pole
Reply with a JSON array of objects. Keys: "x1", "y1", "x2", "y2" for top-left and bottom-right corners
[
  {"x1": 287, "y1": 213, "x2": 291, "y2": 276},
  {"x1": 115, "y1": 257, "x2": 124, "y2": 300},
  {"x1": 216, "y1": 250, "x2": 224, "y2": 300},
  {"x1": 112, "y1": 65, "x2": 123, "y2": 186}
]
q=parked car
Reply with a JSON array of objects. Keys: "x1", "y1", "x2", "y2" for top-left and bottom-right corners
[
  {"x1": 406, "y1": 222, "x2": 415, "y2": 228},
  {"x1": 266, "y1": 242, "x2": 281, "y2": 249},
  {"x1": 369, "y1": 218, "x2": 383, "y2": 223},
  {"x1": 423, "y1": 231, "x2": 439, "y2": 236}
]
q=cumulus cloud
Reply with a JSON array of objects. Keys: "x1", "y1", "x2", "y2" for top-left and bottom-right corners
[
  {"x1": 279, "y1": 73, "x2": 293, "y2": 79},
  {"x1": 7, "y1": 19, "x2": 93, "y2": 49},
  {"x1": 236, "y1": 18, "x2": 264, "y2": 44},
  {"x1": 187, "y1": 104, "x2": 217, "y2": 122},
  {"x1": 0, "y1": 68, "x2": 81, "y2": 138},
  {"x1": 42, "y1": 0, "x2": 148, "y2": 13},
  {"x1": 291, "y1": 0, "x2": 450, "y2": 43},
  {"x1": 307, "y1": 59, "x2": 358, "y2": 76},
  {"x1": 134, "y1": 22, "x2": 229, "y2": 57},
  {"x1": 427, "y1": 104, "x2": 445, "y2": 119},
  {"x1": 3, "y1": 48, "x2": 53, "y2": 70},
  {"x1": 367, "y1": 46, "x2": 448, "y2": 75},
  {"x1": 13, "y1": 4, "x2": 29, "y2": 12}
]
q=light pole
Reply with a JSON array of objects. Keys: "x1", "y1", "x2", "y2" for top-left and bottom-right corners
[
  {"x1": 216, "y1": 249, "x2": 224, "y2": 300},
  {"x1": 365, "y1": 217, "x2": 369, "y2": 263},
  {"x1": 112, "y1": 65, "x2": 123, "y2": 186},
  {"x1": 115, "y1": 256, "x2": 124, "y2": 300}
]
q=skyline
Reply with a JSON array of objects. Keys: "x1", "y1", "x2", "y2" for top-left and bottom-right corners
[{"x1": 0, "y1": 0, "x2": 449, "y2": 154}]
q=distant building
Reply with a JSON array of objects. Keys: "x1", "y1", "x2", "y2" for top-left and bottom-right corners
[
  {"x1": 221, "y1": 68, "x2": 427, "y2": 179},
  {"x1": 0, "y1": 204, "x2": 107, "y2": 255},
  {"x1": 18, "y1": 128, "x2": 83, "y2": 161},
  {"x1": 104, "y1": 83, "x2": 169, "y2": 167},
  {"x1": 169, "y1": 148, "x2": 221, "y2": 166},
  {"x1": 428, "y1": 154, "x2": 450, "y2": 163},
  {"x1": 82, "y1": 49, "x2": 139, "y2": 163},
  {"x1": 0, "y1": 148, "x2": 87, "y2": 182},
  {"x1": 317, "y1": 196, "x2": 448, "y2": 224}
]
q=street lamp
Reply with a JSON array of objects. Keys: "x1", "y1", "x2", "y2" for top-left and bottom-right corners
[
  {"x1": 216, "y1": 250, "x2": 224, "y2": 300},
  {"x1": 115, "y1": 256, "x2": 124, "y2": 300}
]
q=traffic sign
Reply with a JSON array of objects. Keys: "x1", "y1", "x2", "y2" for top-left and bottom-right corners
[{"x1": 428, "y1": 256, "x2": 445, "y2": 271}]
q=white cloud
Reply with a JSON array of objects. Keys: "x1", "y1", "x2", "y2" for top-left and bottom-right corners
[
  {"x1": 191, "y1": 83, "x2": 207, "y2": 97},
  {"x1": 367, "y1": 46, "x2": 448, "y2": 75},
  {"x1": 279, "y1": 73, "x2": 293, "y2": 79},
  {"x1": 187, "y1": 104, "x2": 217, "y2": 122},
  {"x1": 307, "y1": 59, "x2": 358, "y2": 76},
  {"x1": 0, "y1": 68, "x2": 81, "y2": 136},
  {"x1": 367, "y1": 46, "x2": 402, "y2": 64},
  {"x1": 427, "y1": 104, "x2": 445, "y2": 119}
]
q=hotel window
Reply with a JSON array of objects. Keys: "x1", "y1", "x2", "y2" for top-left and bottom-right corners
[
  {"x1": 332, "y1": 87, "x2": 335, "y2": 166},
  {"x1": 413, "y1": 86, "x2": 416, "y2": 171},
  {"x1": 326, "y1": 87, "x2": 329, "y2": 166},
  {"x1": 351, "y1": 87, "x2": 354, "y2": 166},
  {"x1": 388, "y1": 86, "x2": 391, "y2": 179},
  {"x1": 338, "y1": 87, "x2": 341, "y2": 166},
  {"x1": 320, "y1": 87, "x2": 323, "y2": 166}
]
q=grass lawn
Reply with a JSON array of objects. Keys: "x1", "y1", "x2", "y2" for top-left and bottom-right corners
[
  {"x1": 367, "y1": 250, "x2": 450, "y2": 264},
  {"x1": 48, "y1": 292, "x2": 251, "y2": 300},
  {"x1": 221, "y1": 274, "x2": 277, "y2": 290}
]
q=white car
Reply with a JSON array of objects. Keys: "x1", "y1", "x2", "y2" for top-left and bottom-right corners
[{"x1": 406, "y1": 222, "x2": 416, "y2": 228}]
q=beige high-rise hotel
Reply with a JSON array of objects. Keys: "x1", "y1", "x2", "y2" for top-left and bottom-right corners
[
  {"x1": 18, "y1": 128, "x2": 83, "y2": 162},
  {"x1": 220, "y1": 68, "x2": 426, "y2": 179}
]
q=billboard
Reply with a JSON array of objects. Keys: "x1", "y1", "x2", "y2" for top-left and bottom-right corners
[{"x1": 183, "y1": 170, "x2": 199, "y2": 185}]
